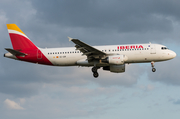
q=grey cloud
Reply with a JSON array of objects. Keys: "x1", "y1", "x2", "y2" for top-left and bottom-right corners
[
  {"x1": 173, "y1": 99, "x2": 180, "y2": 105},
  {"x1": 0, "y1": 59, "x2": 43, "y2": 97},
  {"x1": 0, "y1": 55, "x2": 145, "y2": 98},
  {"x1": 30, "y1": 0, "x2": 179, "y2": 33},
  {"x1": 0, "y1": 0, "x2": 36, "y2": 24},
  {"x1": 32, "y1": 64, "x2": 143, "y2": 88}
]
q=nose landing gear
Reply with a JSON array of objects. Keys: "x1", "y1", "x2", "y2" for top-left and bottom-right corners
[
  {"x1": 151, "y1": 61, "x2": 156, "y2": 72},
  {"x1": 92, "y1": 67, "x2": 99, "y2": 78}
]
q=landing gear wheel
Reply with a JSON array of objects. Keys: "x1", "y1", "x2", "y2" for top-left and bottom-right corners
[
  {"x1": 152, "y1": 68, "x2": 156, "y2": 72},
  {"x1": 151, "y1": 61, "x2": 156, "y2": 72},
  {"x1": 92, "y1": 67, "x2": 97, "y2": 72},
  {"x1": 93, "y1": 72, "x2": 99, "y2": 78},
  {"x1": 92, "y1": 67, "x2": 100, "y2": 78}
]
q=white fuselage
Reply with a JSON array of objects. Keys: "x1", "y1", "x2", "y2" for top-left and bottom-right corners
[{"x1": 40, "y1": 43, "x2": 176, "y2": 66}]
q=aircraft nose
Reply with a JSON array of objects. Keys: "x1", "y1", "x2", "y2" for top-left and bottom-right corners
[
  {"x1": 173, "y1": 51, "x2": 176, "y2": 58},
  {"x1": 170, "y1": 51, "x2": 176, "y2": 58}
]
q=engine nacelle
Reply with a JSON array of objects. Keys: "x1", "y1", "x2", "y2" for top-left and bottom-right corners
[
  {"x1": 102, "y1": 55, "x2": 128, "y2": 65},
  {"x1": 103, "y1": 64, "x2": 125, "y2": 73}
]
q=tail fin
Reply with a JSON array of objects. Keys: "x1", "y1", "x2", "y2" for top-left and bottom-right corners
[{"x1": 7, "y1": 24, "x2": 37, "y2": 50}]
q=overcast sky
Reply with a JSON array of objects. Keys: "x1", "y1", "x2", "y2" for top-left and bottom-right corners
[{"x1": 0, "y1": 0, "x2": 180, "y2": 119}]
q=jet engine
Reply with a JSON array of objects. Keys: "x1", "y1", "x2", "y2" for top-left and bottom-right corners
[
  {"x1": 101, "y1": 55, "x2": 128, "y2": 65},
  {"x1": 103, "y1": 64, "x2": 125, "y2": 73}
]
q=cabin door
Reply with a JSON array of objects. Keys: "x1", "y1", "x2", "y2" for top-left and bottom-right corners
[
  {"x1": 150, "y1": 44, "x2": 156, "y2": 54},
  {"x1": 37, "y1": 49, "x2": 42, "y2": 59}
]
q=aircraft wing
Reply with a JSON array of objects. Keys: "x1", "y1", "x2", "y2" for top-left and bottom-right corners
[{"x1": 68, "y1": 37, "x2": 106, "y2": 59}]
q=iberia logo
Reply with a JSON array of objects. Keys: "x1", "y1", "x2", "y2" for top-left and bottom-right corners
[{"x1": 117, "y1": 45, "x2": 143, "y2": 49}]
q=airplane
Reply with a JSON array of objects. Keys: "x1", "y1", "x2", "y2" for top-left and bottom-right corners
[{"x1": 4, "y1": 24, "x2": 176, "y2": 78}]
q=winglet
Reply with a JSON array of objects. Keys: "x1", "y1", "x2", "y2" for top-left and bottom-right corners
[{"x1": 68, "y1": 37, "x2": 73, "y2": 41}]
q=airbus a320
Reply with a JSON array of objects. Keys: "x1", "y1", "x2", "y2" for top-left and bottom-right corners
[{"x1": 4, "y1": 24, "x2": 176, "y2": 78}]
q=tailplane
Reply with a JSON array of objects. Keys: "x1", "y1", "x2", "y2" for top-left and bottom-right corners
[
  {"x1": 7, "y1": 24, "x2": 37, "y2": 50},
  {"x1": 5, "y1": 48, "x2": 27, "y2": 56}
]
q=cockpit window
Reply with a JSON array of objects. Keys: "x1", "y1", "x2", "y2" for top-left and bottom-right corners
[{"x1": 161, "y1": 47, "x2": 168, "y2": 50}]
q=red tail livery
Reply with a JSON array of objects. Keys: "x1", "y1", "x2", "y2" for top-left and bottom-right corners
[{"x1": 5, "y1": 24, "x2": 52, "y2": 65}]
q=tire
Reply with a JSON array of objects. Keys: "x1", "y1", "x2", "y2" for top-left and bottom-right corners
[
  {"x1": 152, "y1": 68, "x2": 156, "y2": 72},
  {"x1": 93, "y1": 72, "x2": 99, "y2": 78},
  {"x1": 92, "y1": 67, "x2": 97, "y2": 72}
]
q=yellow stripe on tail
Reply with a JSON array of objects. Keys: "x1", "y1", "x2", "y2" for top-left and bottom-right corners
[{"x1": 7, "y1": 24, "x2": 25, "y2": 35}]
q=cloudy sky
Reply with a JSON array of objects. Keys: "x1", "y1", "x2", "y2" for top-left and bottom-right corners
[{"x1": 0, "y1": 0, "x2": 180, "y2": 119}]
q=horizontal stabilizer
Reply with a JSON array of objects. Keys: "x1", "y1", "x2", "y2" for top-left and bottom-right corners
[{"x1": 5, "y1": 48, "x2": 27, "y2": 56}]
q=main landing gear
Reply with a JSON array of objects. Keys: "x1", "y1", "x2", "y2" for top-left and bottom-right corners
[
  {"x1": 92, "y1": 67, "x2": 99, "y2": 78},
  {"x1": 151, "y1": 61, "x2": 156, "y2": 72}
]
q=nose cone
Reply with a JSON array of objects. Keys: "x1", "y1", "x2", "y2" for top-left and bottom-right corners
[
  {"x1": 172, "y1": 51, "x2": 176, "y2": 58},
  {"x1": 170, "y1": 51, "x2": 176, "y2": 59}
]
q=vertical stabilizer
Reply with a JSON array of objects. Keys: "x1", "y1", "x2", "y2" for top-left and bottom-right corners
[{"x1": 7, "y1": 24, "x2": 37, "y2": 50}]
